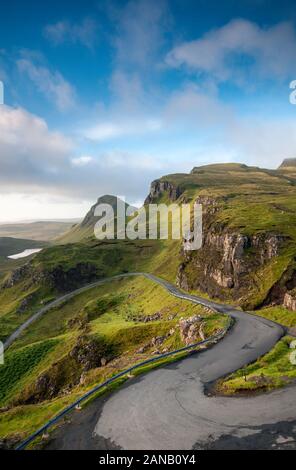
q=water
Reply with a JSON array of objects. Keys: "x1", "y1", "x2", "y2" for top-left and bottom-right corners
[{"x1": 7, "y1": 248, "x2": 42, "y2": 260}]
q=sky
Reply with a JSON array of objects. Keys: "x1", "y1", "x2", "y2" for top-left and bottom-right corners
[{"x1": 1, "y1": 0, "x2": 296, "y2": 221}]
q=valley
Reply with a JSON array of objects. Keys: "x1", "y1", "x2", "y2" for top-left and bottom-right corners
[{"x1": 0, "y1": 161, "x2": 296, "y2": 449}]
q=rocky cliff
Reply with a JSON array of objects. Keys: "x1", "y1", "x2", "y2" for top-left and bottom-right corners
[
  {"x1": 144, "y1": 179, "x2": 184, "y2": 204},
  {"x1": 143, "y1": 163, "x2": 296, "y2": 310},
  {"x1": 177, "y1": 225, "x2": 289, "y2": 308}
]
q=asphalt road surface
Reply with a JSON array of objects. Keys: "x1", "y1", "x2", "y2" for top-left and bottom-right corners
[{"x1": 23, "y1": 272, "x2": 293, "y2": 450}]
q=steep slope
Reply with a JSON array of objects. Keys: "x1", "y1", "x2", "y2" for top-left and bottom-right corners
[
  {"x1": 0, "y1": 275, "x2": 224, "y2": 446},
  {"x1": 278, "y1": 158, "x2": 296, "y2": 169},
  {"x1": 2, "y1": 161, "x2": 296, "y2": 341},
  {"x1": 145, "y1": 162, "x2": 296, "y2": 310},
  {"x1": 2, "y1": 161, "x2": 296, "y2": 446},
  {"x1": 57, "y1": 195, "x2": 137, "y2": 244}
]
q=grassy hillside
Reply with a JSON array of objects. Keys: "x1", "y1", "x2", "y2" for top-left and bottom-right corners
[
  {"x1": 56, "y1": 195, "x2": 137, "y2": 244},
  {"x1": 145, "y1": 163, "x2": 296, "y2": 311},
  {"x1": 1, "y1": 161, "x2": 296, "y2": 445},
  {"x1": 0, "y1": 276, "x2": 227, "y2": 443},
  {"x1": 2, "y1": 162, "x2": 296, "y2": 339},
  {"x1": 0, "y1": 236, "x2": 183, "y2": 344}
]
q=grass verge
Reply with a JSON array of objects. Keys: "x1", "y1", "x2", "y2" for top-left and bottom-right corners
[{"x1": 215, "y1": 336, "x2": 296, "y2": 395}]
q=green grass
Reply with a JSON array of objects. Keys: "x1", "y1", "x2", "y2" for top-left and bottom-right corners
[
  {"x1": 0, "y1": 276, "x2": 227, "y2": 442},
  {"x1": 217, "y1": 336, "x2": 296, "y2": 394},
  {"x1": 2, "y1": 162, "x2": 296, "y2": 443},
  {"x1": 152, "y1": 163, "x2": 296, "y2": 310},
  {"x1": 0, "y1": 340, "x2": 58, "y2": 405},
  {"x1": 252, "y1": 306, "x2": 296, "y2": 328}
]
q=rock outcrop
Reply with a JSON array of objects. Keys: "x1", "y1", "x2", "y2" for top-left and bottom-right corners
[
  {"x1": 18, "y1": 337, "x2": 107, "y2": 404},
  {"x1": 2, "y1": 261, "x2": 99, "y2": 293},
  {"x1": 283, "y1": 291, "x2": 296, "y2": 311},
  {"x1": 70, "y1": 337, "x2": 103, "y2": 371},
  {"x1": 178, "y1": 229, "x2": 286, "y2": 300},
  {"x1": 176, "y1": 190, "x2": 288, "y2": 308},
  {"x1": 2, "y1": 263, "x2": 31, "y2": 288},
  {"x1": 144, "y1": 180, "x2": 183, "y2": 204},
  {"x1": 179, "y1": 315, "x2": 204, "y2": 345}
]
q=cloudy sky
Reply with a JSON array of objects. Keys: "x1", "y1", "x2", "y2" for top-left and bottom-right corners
[{"x1": 1, "y1": 0, "x2": 296, "y2": 221}]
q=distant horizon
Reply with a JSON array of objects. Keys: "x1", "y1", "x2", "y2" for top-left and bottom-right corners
[
  {"x1": 0, "y1": 158, "x2": 292, "y2": 223},
  {"x1": 0, "y1": 217, "x2": 83, "y2": 225},
  {"x1": 1, "y1": 0, "x2": 296, "y2": 221}
]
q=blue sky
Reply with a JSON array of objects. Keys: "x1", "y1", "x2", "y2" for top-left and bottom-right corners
[{"x1": 1, "y1": 0, "x2": 296, "y2": 220}]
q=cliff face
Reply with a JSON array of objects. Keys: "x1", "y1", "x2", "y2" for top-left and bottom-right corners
[
  {"x1": 144, "y1": 179, "x2": 183, "y2": 204},
  {"x1": 143, "y1": 164, "x2": 296, "y2": 310},
  {"x1": 177, "y1": 226, "x2": 287, "y2": 308},
  {"x1": 3, "y1": 162, "x2": 296, "y2": 312}
]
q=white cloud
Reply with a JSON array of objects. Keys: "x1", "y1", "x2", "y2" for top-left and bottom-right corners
[
  {"x1": 84, "y1": 118, "x2": 162, "y2": 141},
  {"x1": 71, "y1": 155, "x2": 94, "y2": 167},
  {"x1": 17, "y1": 58, "x2": 76, "y2": 111},
  {"x1": 0, "y1": 105, "x2": 73, "y2": 191},
  {"x1": 44, "y1": 18, "x2": 97, "y2": 49},
  {"x1": 0, "y1": 105, "x2": 165, "y2": 203},
  {"x1": 166, "y1": 19, "x2": 296, "y2": 84}
]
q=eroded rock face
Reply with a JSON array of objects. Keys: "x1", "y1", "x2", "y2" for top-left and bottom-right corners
[
  {"x1": 178, "y1": 231, "x2": 285, "y2": 294},
  {"x1": 253, "y1": 264, "x2": 296, "y2": 310},
  {"x1": 142, "y1": 312, "x2": 161, "y2": 322},
  {"x1": 144, "y1": 180, "x2": 183, "y2": 204},
  {"x1": 70, "y1": 337, "x2": 103, "y2": 371},
  {"x1": 283, "y1": 292, "x2": 296, "y2": 311},
  {"x1": 2, "y1": 261, "x2": 99, "y2": 293},
  {"x1": 18, "y1": 336, "x2": 108, "y2": 404},
  {"x1": 43, "y1": 263, "x2": 98, "y2": 292},
  {"x1": 179, "y1": 315, "x2": 204, "y2": 345},
  {"x1": 177, "y1": 192, "x2": 287, "y2": 308},
  {"x1": 1, "y1": 263, "x2": 31, "y2": 288}
]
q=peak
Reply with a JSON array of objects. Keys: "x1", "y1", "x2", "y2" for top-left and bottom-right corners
[
  {"x1": 96, "y1": 195, "x2": 125, "y2": 206},
  {"x1": 278, "y1": 158, "x2": 296, "y2": 169},
  {"x1": 190, "y1": 163, "x2": 248, "y2": 174},
  {"x1": 81, "y1": 195, "x2": 135, "y2": 228}
]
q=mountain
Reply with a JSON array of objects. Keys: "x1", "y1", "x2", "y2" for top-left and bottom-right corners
[
  {"x1": 278, "y1": 158, "x2": 296, "y2": 169},
  {"x1": 145, "y1": 161, "x2": 296, "y2": 309},
  {"x1": 80, "y1": 195, "x2": 136, "y2": 228},
  {"x1": 1, "y1": 161, "x2": 296, "y2": 445},
  {"x1": 57, "y1": 195, "x2": 137, "y2": 244},
  {"x1": 3, "y1": 161, "x2": 296, "y2": 314}
]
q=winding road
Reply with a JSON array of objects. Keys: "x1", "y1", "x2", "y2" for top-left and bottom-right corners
[{"x1": 6, "y1": 273, "x2": 296, "y2": 450}]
